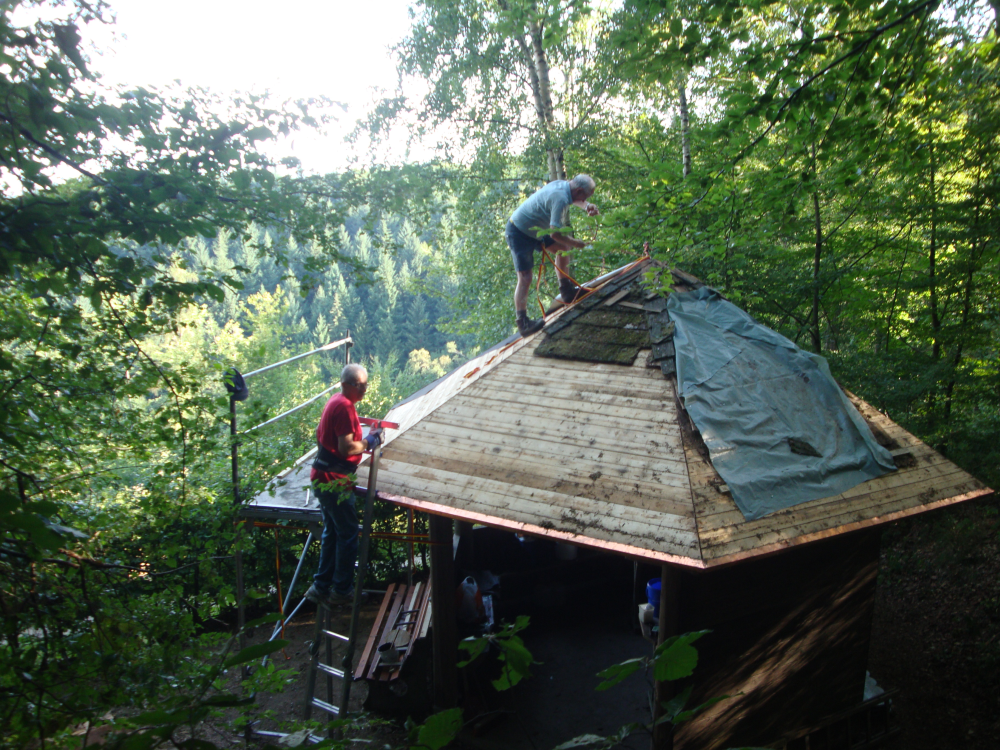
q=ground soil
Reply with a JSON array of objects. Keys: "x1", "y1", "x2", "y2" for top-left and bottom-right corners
[{"x1": 234, "y1": 597, "x2": 411, "y2": 747}]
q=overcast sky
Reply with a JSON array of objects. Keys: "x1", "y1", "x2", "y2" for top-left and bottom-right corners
[{"x1": 90, "y1": 0, "x2": 418, "y2": 173}]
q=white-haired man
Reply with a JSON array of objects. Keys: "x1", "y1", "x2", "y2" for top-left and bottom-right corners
[
  {"x1": 505, "y1": 174, "x2": 600, "y2": 336},
  {"x1": 305, "y1": 363, "x2": 383, "y2": 605}
]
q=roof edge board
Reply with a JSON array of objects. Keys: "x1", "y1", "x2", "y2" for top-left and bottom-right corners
[
  {"x1": 365, "y1": 484, "x2": 992, "y2": 570},
  {"x1": 372, "y1": 490, "x2": 709, "y2": 569},
  {"x1": 703, "y1": 486, "x2": 994, "y2": 568}
]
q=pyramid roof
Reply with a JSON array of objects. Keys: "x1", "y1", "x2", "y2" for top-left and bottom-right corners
[{"x1": 251, "y1": 259, "x2": 992, "y2": 568}]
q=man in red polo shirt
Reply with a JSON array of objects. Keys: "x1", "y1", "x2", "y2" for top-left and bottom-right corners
[{"x1": 305, "y1": 363, "x2": 383, "y2": 605}]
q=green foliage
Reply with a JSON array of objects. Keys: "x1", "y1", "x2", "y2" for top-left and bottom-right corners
[
  {"x1": 458, "y1": 614, "x2": 534, "y2": 691},
  {"x1": 3, "y1": 0, "x2": 998, "y2": 745},
  {"x1": 407, "y1": 707, "x2": 463, "y2": 750},
  {"x1": 559, "y1": 630, "x2": 751, "y2": 750},
  {"x1": 405, "y1": 617, "x2": 536, "y2": 750},
  {"x1": 0, "y1": 2, "x2": 463, "y2": 745}
]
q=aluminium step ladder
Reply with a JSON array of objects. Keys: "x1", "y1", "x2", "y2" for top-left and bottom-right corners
[{"x1": 303, "y1": 431, "x2": 384, "y2": 723}]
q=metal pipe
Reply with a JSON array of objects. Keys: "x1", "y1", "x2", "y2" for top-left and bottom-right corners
[
  {"x1": 243, "y1": 385, "x2": 340, "y2": 434},
  {"x1": 264, "y1": 528, "x2": 317, "y2": 648},
  {"x1": 243, "y1": 336, "x2": 352, "y2": 380}
]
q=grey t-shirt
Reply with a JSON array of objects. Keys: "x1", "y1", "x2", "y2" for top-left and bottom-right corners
[{"x1": 510, "y1": 181, "x2": 572, "y2": 239}]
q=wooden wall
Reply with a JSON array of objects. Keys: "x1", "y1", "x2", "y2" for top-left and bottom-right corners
[{"x1": 671, "y1": 528, "x2": 882, "y2": 749}]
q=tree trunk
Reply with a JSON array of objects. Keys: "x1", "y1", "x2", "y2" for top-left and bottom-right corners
[
  {"x1": 944, "y1": 166, "x2": 984, "y2": 422},
  {"x1": 928, "y1": 141, "x2": 941, "y2": 362},
  {"x1": 926, "y1": 140, "x2": 941, "y2": 421},
  {"x1": 811, "y1": 188, "x2": 823, "y2": 353},
  {"x1": 679, "y1": 80, "x2": 691, "y2": 178},
  {"x1": 883, "y1": 246, "x2": 910, "y2": 354},
  {"x1": 522, "y1": 14, "x2": 564, "y2": 180},
  {"x1": 943, "y1": 262, "x2": 973, "y2": 422}
]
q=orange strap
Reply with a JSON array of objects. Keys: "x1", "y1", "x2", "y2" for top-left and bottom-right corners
[{"x1": 534, "y1": 242, "x2": 653, "y2": 318}]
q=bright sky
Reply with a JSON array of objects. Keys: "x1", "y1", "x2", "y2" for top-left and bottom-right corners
[{"x1": 90, "y1": 0, "x2": 419, "y2": 173}]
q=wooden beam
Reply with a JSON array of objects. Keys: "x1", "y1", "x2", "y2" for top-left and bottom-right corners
[
  {"x1": 429, "y1": 513, "x2": 458, "y2": 709},
  {"x1": 456, "y1": 520, "x2": 475, "y2": 572},
  {"x1": 652, "y1": 564, "x2": 682, "y2": 750}
]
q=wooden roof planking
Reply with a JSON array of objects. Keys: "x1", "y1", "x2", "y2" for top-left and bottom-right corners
[{"x1": 249, "y1": 259, "x2": 993, "y2": 567}]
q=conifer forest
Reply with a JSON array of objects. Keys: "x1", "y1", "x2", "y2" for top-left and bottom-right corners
[{"x1": 1, "y1": 1, "x2": 997, "y2": 748}]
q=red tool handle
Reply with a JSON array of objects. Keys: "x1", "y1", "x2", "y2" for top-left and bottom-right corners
[{"x1": 359, "y1": 416, "x2": 400, "y2": 430}]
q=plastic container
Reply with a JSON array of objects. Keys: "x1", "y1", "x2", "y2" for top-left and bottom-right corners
[{"x1": 646, "y1": 577, "x2": 662, "y2": 615}]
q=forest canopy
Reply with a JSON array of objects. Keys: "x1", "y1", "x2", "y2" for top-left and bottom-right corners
[{"x1": 1, "y1": 0, "x2": 997, "y2": 747}]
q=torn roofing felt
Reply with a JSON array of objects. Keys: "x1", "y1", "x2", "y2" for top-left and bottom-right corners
[
  {"x1": 667, "y1": 286, "x2": 897, "y2": 521},
  {"x1": 534, "y1": 263, "x2": 652, "y2": 365}
]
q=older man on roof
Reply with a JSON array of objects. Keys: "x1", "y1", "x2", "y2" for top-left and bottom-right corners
[
  {"x1": 506, "y1": 174, "x2": 600, "y2": 336},
  {"x1": 305, "y1": 363, "x2": 383, "y2": 606}
]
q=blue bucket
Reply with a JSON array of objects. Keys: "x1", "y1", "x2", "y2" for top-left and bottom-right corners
[{"x1": 646, "y1": 577, "x2": 661, "y2": 614}]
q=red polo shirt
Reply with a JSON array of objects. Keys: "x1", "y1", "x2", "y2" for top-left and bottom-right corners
[{"x1": 311, "y1": 392, "x2": 362, "y2": 484}]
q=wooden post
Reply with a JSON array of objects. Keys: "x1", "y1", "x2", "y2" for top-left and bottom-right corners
[
  {"x1": 456, "y1": 520, "x2": 475, "y2": 572},
  {"x1": 652, "y1": 564, "x2": 681, "y2": 750},
  {"x1": 429, "y1": 514, "x2": 458, "y2": 709},
  {"x1": 230, "y1": 395, "x2": 248, "y2": 665}
]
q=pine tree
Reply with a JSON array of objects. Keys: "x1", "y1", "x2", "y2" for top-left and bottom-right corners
[
  {"x1": 282, "y1": 279, "x2": 303, "y2": 333},
  {"x1": 258, "y1": 229, "x2": 281, "y2": 290},
  {"x1": 211, "y1": 228, "x2": 239, "y2": 323},
  {"x1": 306, "y1": 283, "x2": 325, "y2": 329},
  {"x1": 398, "y1": 218, "x2": 427, "y2": 273},
  {"x1": 335, "y1": 225, "x2": 351, "y2": 257},
  {"x1": 377, "y1": 248, "x2": 400, "y2": 311},
  {"x1": 354, "y1": 231, "x2": 374, "y2": 269},
  {"x1": 337, "y1": 273, "x2": 361, "y2": 339},
  {"x1": 313, "y1": 311, "x2": 331, "y2": 347},
  {"x1": 236, "y1": 227, "x2": 262, "y2": 291},
  {"x1": 375, "y1": 215, "x2": 398, "y2": 258},
  {"x1": 397, "y1": 260, "x2": 412, "y2": 295},
  {"x1": 327, "y1": 289, "x2": 345, "y2": 338},
  {"x1": 213, "y1": 227, "x2": 233, "y2": 271},
  {"x1": 376, "y1": 310, "x2": 398, "y2": 363},
  {"x1": 351, "y1": 308, "x2": 373, "y2": 360},
  {"x1": 400, "y1": 295, "x2": 430, "y2": 356},
  {"x1": 187, "y1": 235, "x2": 211, "y2": 270}
]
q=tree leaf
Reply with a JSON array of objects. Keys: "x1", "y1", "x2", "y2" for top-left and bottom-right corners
[
  {"x1": 415, "y1": 707, "x2": 463, "y2": 750},
  {"x1": 224, "y1": 639, "x2": 289, "y2": 667},
  {"x1": 595, "y1": 657, "x2": 645, "y2": 691}
]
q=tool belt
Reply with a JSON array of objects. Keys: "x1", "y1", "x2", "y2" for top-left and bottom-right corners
[{"x1": 312, "y1": 443, "x2": 358, "y2": 475}]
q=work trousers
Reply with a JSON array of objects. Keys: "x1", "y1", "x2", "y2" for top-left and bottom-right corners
[{"x1": 312, "y1": 481, "x2": 359, "y2": 597}]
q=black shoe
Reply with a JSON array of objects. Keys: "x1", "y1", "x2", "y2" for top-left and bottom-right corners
[
  {"x1": 305, "y1": 584, "x2": 369, "y2": 607},
  {"x1": 559, "y1": 282, "x2": 582, "y2": 304},
  {"x1": 516, "y1": 315, "x2": 545, "y2": 337}
]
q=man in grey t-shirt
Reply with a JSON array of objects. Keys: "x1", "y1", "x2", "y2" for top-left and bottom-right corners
[{"x1": 506, "y1": 174, "x2": 599, "y2": 336}]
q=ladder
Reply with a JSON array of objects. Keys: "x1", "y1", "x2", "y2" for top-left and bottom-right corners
[{"x1": 303, "y1": 420, "x2": 388, "y2": 724}]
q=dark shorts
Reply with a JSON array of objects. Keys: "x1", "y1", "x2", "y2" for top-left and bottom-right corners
[{"x1": 506, "y1": 221, "x2": 556, "y2": 273}]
